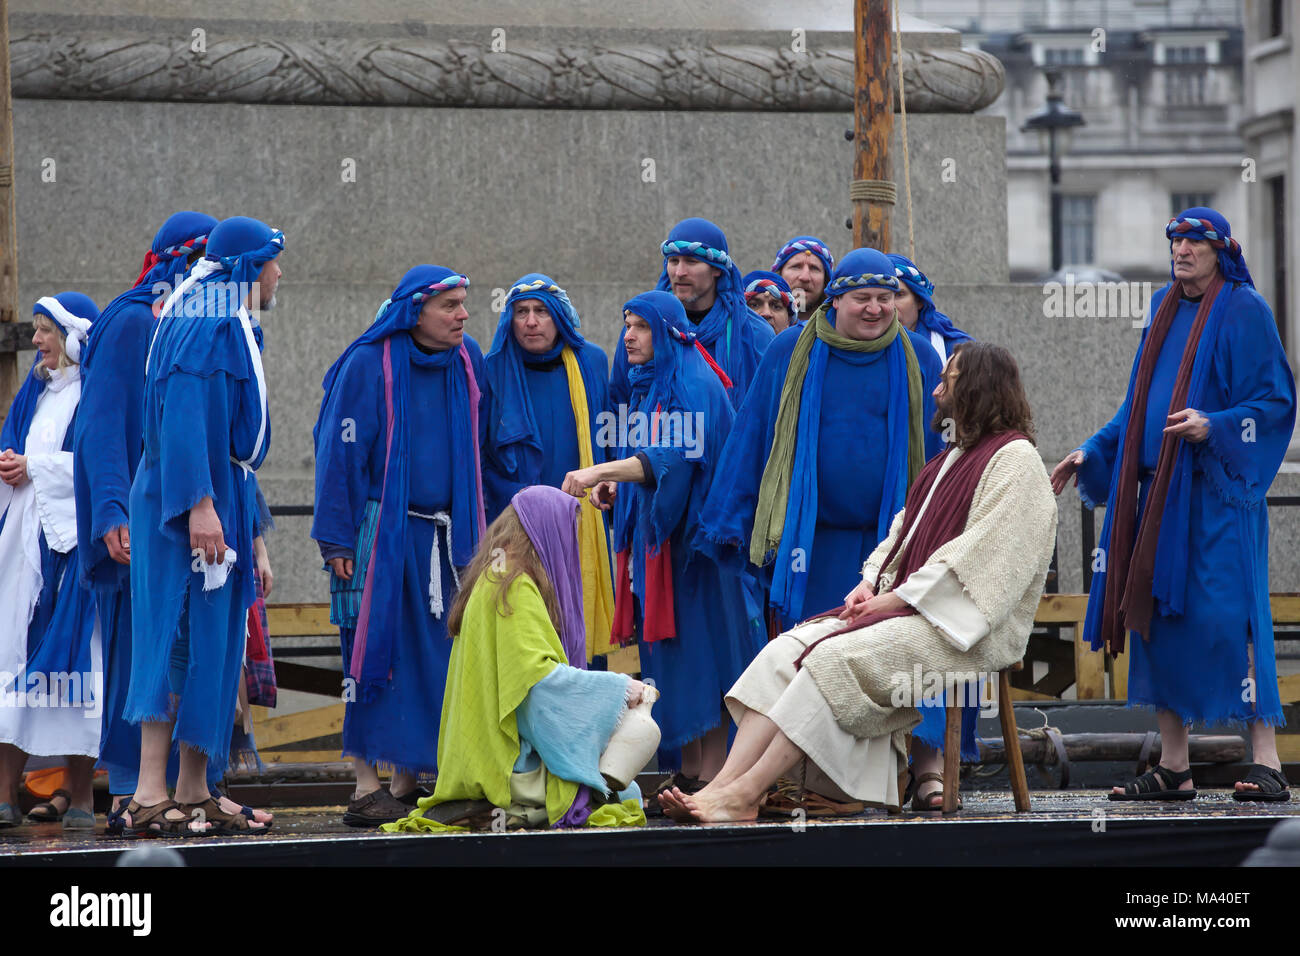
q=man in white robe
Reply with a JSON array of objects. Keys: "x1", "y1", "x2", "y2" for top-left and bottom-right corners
[{"x1": 660, "y1": 342, "x2": 1057, "y2": 822}]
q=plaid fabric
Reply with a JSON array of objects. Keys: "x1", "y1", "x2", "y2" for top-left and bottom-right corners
[
  {"x1": 245, "y1": 574, "x2": 277, "y2": 708},
  {"x1": 329, "y1": 498, "x2": 381, "y2": 627}
]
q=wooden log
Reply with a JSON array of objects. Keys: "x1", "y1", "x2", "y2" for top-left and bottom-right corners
[
  {"x1": 975, "y1": 732, "x2": 1246, "y2": 766},
  {"x1": 851, "y1": 0, "x2": 893, "y2": 250},
  {"x1": 0, "y1": 0, "x2": 20, "y2": 419},
  {"x1": 999, "y1": 670, "x2": 1031, "y2": 810}
]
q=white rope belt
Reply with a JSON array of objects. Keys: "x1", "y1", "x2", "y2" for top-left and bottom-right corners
[{"x1": 408, "y1": 509, "x2": 458, "y2": 618}]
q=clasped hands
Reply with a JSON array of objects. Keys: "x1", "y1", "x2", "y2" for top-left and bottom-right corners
[
  {"x1": 561, "y1": 464, "x2": 618, "y2": 511},
  {"x1": 0, "y1": 448, "x2": 28, "y2": 487},
  {"x1": 839, "y1": 577, "x2": 906, "y2": 626}
]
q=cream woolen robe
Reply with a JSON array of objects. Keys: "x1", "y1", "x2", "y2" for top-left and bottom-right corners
[{"x1": 728, "y1": 439, "x2": 1057, "y2": 803}]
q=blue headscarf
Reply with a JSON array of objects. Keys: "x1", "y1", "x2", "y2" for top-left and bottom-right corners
[
  {"x1": 2, "y1": 293, "x2": 100, "y2": 456},
  {"x1": 887, "y1": 253, "x2": 972, "y2": 348},
  {"x1": 653, "y1": 217, "x2": 772, "y2": 397},
  {"x1": 1166, "y1": 207, "x2": 1253, "y2": 287},
  {"x1": 741, "y1": 269, "x2": 798, "y2": 323},
  {"x1": 772, "y1": 235, "x2": 835, "y2": 282},
  {"x1": 82, "y1": 211, "x2": 217, "y2": 371},
  {"x1": 485, "y1": 272, "x2": 587, "y2": 454},
  {"x1": 313, "y1": 264, "x2": 484, "y2": 702}
]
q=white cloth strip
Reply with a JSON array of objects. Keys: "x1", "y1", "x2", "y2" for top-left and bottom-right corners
[
  {"x1": 35, "y1": 296, "x2": 93, "y2": 363},
  {"x1": 408, "y1": 509, "x2": 459, "y2": 618}
]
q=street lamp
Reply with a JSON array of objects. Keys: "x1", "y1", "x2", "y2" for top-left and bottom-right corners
[{"x1": 1021, "y1": 70, "x2": 1086, "y2": 273}]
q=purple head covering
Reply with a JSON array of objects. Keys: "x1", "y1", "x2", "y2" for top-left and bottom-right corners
[{"x1": 511, "y1": 485, "x2": 587, "y2": 669}]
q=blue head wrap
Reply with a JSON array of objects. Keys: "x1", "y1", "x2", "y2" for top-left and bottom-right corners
[
  {"x1": 887, "y1": 253, "x2": 972, "y2": 347},
  {"x1": 772, "y1": 235, "x2": 835, "y2": 282},
  {"x1": 741, "y1": 269, "x2": 798, "y2": 321},
  {"x1": 1166, "y1": 207, "x2": 1253, "y2": 287},
  {"x1": 313, "y1": 264, "x2": 483, "y2": 702},
  {"x1": 201, "y1": 216, "x2": 286, "y2": 295},
  {"x1": 824, "y1": 247, "x2": 900, "y2": 327},
  {"x1": 3, "y1": 292, "x2": 99, "y2": 456}
]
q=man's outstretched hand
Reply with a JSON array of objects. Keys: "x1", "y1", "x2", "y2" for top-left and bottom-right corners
[{"x1": 1050, "y1": 449, "x2": 1085, "y2": 496}]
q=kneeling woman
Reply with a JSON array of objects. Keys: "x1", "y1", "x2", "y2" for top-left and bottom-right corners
[{"x1": 385, "y1": 485, "x2": 648, "y2": 832}]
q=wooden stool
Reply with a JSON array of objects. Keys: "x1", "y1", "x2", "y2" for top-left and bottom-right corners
[{"x1": 942, "y1": 661, "x2": 1031, "y2": 814}]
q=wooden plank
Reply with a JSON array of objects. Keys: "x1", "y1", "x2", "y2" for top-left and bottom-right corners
[
  {"x1": 605, "y1": 644, "x2": 641, "y2": 676},
  {"x1": 1276, "y1": 735, "x2": 1300, "y2": 763},
  {"x1": 1277, "y1": 673, "x2": 1300, "y2": 704},
  {"x1": 266, "y1": 603, "x2": 335, "y2": 636},
  {"x1": 1034, "y1": 594, "x2": 1090, "y2": 623},
  {"x1": 1270, "y1": 593, "x2": 1300, "y2": 622},
  {"x1": 260, "y1": 749, "x2": 346, "y2": 765},
  {"x1": 1074, "y1": 620, "x2": 1105, "y2": 700},
  {"x1": 1109, "y1": 648, "x2": 1129, "y2": 700},
  {"x1": 254, "y1": 702, "x2": 345, "y2": 749},
  {"x1": 1007, "y1": 686, "x2": 1060, "y2": 703}
]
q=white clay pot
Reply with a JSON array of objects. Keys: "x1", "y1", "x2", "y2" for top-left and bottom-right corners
[{"x1": 599, "y1": 685, "x2": 661, "y2": 792}]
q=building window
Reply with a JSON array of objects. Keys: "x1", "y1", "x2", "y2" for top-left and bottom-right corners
[
  {"x1": 1044, "y1": 47, "x2": 1086, "y2": 66},
  {"x1": 1164, "y1": 69, "x2": 1207, "y2": 105},
  {"x1": 1268, "y1": 0, "x2": 1285, "y2": 39},
  {"x1": 1062, "y1": 196, "x2": 1096, "y2": 266},
  {"x1": 1164, "y1": 45, "x2": 1208, "y2": 64},
  {"x1": 1171, "y1": 192, "x2": 1215, "y2": 215}
]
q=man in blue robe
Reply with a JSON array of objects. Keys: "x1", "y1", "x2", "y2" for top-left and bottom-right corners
[
  {"x1": 481, "y1": 274, "x2": 615, "y2": 662},
  {"x1": 773, "y1": 235, "x2": 835, "y2": 318},
  {"x1": 697, "y1": 247, "x2": 977, "y2": 809},
  {"x1": 1052, "y1": 207, "x2": 1296, "y2": 802},
  {"x1": 563, "y1": 290, "x2": 765, "y2": 791},
  {"x1": 611, "y1": 218, "x2": 774, "y2": 411},
  {"x1": 71, "y1": 212, "x2": 228, "y2": 825},
  {"x1": 888, "y1": 253, "x2": 973, "y2": 367},
  {"x1": 312, "y1": 265, "x2": 487, "y2": 826},
  {"x1": 742, "y1": 270, "x2": 799, "y2": 334},
  {"x1": 120, "y1": 216, "x2": 283, "y2": 835}
]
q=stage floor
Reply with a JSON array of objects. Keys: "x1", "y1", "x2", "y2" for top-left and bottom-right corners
[{"x1": 2, "y1": 789, "x2": 1295, "y2": 866}]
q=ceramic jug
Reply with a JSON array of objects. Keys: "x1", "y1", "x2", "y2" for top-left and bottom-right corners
[{"x1": 599, "y1": 685, "x2": 661, "y2": 792}]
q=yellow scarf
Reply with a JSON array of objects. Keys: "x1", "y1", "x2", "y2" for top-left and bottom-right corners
[{"x1": 562, "y1": 347, "x2": 616, "y2": 660}]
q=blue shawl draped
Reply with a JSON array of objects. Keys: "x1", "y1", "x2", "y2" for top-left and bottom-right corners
[
  {"x1": 76, "y1": 211, "x2": 217, "y2": 590},
  {"x1": 312, "y1": 264, "x2": 486, "y2": 702}
]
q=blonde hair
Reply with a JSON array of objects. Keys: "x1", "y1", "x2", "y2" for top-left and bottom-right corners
[
  {"x1": 446, "y1": 504, "x2": 561, "y2": 639},
  {"x1": 32, "y1": 315, "x2": 74, "y2": 379}
]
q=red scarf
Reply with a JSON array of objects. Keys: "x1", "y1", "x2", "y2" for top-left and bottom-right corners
[{"x1": 794, "y1": 429, "x2": 1028, "y2": 668}]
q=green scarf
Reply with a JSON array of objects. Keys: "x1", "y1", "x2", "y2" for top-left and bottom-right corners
[{"x1": 749, "y1": 304, "x2": 925, "y2": 568}]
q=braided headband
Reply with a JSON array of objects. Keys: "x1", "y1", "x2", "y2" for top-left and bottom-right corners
[
  {"x1": 773, "y1": 239, "x2": 832, "y2": 270},
  {"x1": 827, "y1": 272, "x2": 900, "y2": 296},
  {"x1": 134, "y1": 233, "x2": 210, "y2": 286},
  {"x1": 1166, "y1": 217, "x2": 1241, "y2": 255},
  {"x1": 893, "y1": 263, "x2": 933, "y2": 296},
  {"x1": 208, "y1": 228, "x2": 285, "y2": 270},
  {"x1": 508, "y1": 278, "x2": 562, "y2": 297},
  {"x1": 744, "y1": 278, "x2": 794, "y2": 308},
  {"x1": 661, "y1": 239, "x2": 732, "y2": 269},
  {"x1": 412, "y1": 273, "x2": 470, "y2": 303}
]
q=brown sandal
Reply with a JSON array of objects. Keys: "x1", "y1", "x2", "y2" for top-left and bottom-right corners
[
  {"x1": 120, "y1": 799, "x2": 210, "y2": 838},
  {"x1": 175, "y1": 797, "x2": 269, "y2": 835},
  {"x1": 910, "y1": 771, "x2": 961, "y2": 812}
]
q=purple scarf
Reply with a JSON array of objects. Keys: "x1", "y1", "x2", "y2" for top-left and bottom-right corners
[{"x1": 512, "y1": 486, "x2": 587, "y2": 669}]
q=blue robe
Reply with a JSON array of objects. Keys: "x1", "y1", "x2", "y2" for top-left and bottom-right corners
[
  {"x1": 482, "y1": 341, "x2": 609, "y2": 522},
  {"x1": 123, "y1": 309, "x2": 267, "y2": 761},
  {"x1": 1079, "y1": 286, "x2": 1296, "y2": 725},
  {"x1": 696, "y1": 325, "x2": 979, "y2": 758},
  {"x1": 314, "y1": 334, "x2": 486, "y2": 773},
  {"x1": 616, "y1": 350, "x2": 766, "y2": 759}
]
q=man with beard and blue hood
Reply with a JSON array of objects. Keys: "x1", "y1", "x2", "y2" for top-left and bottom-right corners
[
  {"x1": 312, "y1": 265, "x2": 487, "y2": 827},
  {"x1": 481, "y1": 274, "x2": 614, "y2": 663},
  {"x1": 71, "y1": 211, "x2": 264, "y2": 832},
  {"x1": 888, "y1": 253, "x2": 973, "y2": 366},
  {"x1": 696, "y1": 247, "x2": 979, "y2": 811},
  {"x1": 1052, "y1": 207, "x2": 1296, "y2": 804},
  {"x1": 119, "y1": 216, "x2": 283, "y2": 837},
  {"x1": 562, "y1": 291, "x2": 765, "y2": 794},
  {"x1": 611, "y1": 218, "x2": 774, "y2": 411},
  {"x1": 773, "y1": 235, "x2": 835, "y2": 317}
]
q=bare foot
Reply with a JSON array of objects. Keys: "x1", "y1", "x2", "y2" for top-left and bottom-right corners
[
  {"x1": 216, "y1": 794, "x2": 273, "y2": 825},
  {"x1": 657, "y1": 787, "x2": 696, "y2": 824},
  {"x1": 679, "y1": 785, "x2": 759, "y2": 823}
]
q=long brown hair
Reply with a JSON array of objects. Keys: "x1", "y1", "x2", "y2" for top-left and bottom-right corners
[
  {"x1": 935, "y1": 341, "x2": 1036, "y2": 448},
  {"x1": 446, "y1": 504, "x2": 562, "y2": 639}
]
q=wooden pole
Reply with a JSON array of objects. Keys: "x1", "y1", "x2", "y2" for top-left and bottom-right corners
[
  {"x1": 0, "y1": 0, "x2": 19, "y2": 422},
  {"x1": 852, "y1": 0, "x2": 894, "y2": 251}
]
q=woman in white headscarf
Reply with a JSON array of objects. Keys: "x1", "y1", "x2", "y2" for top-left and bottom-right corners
[{"x1": 0, "y1": 292, "x2": 101, "y2": 830}]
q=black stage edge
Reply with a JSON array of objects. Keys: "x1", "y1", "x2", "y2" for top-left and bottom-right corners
[{"x1": 4, "y1": 813, "x2": 1284, "y2": 867}]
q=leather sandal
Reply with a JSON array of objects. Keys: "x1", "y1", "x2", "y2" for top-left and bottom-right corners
[
  {"x1": 1231, "y1": 764, "x2": 1290, "y2": 803},
  {"x1": 910, "y1": 771, "x2": 960, "y2": 812},
  {"x1": 120, "y1": 799, "x2": 211, "y2": 838},
  {"x1": 1108, "y1": 764, "x2": 1196, "y2": 801},
  {"x1": 176, "y1": 797, "x2": 270, "y2": 835},
  {"x1": 343, "y1": 787, "x2": 410, "y2": 827},
  {"x1": 27, "y1": 788, "x2": 73, "y2": 823}
]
